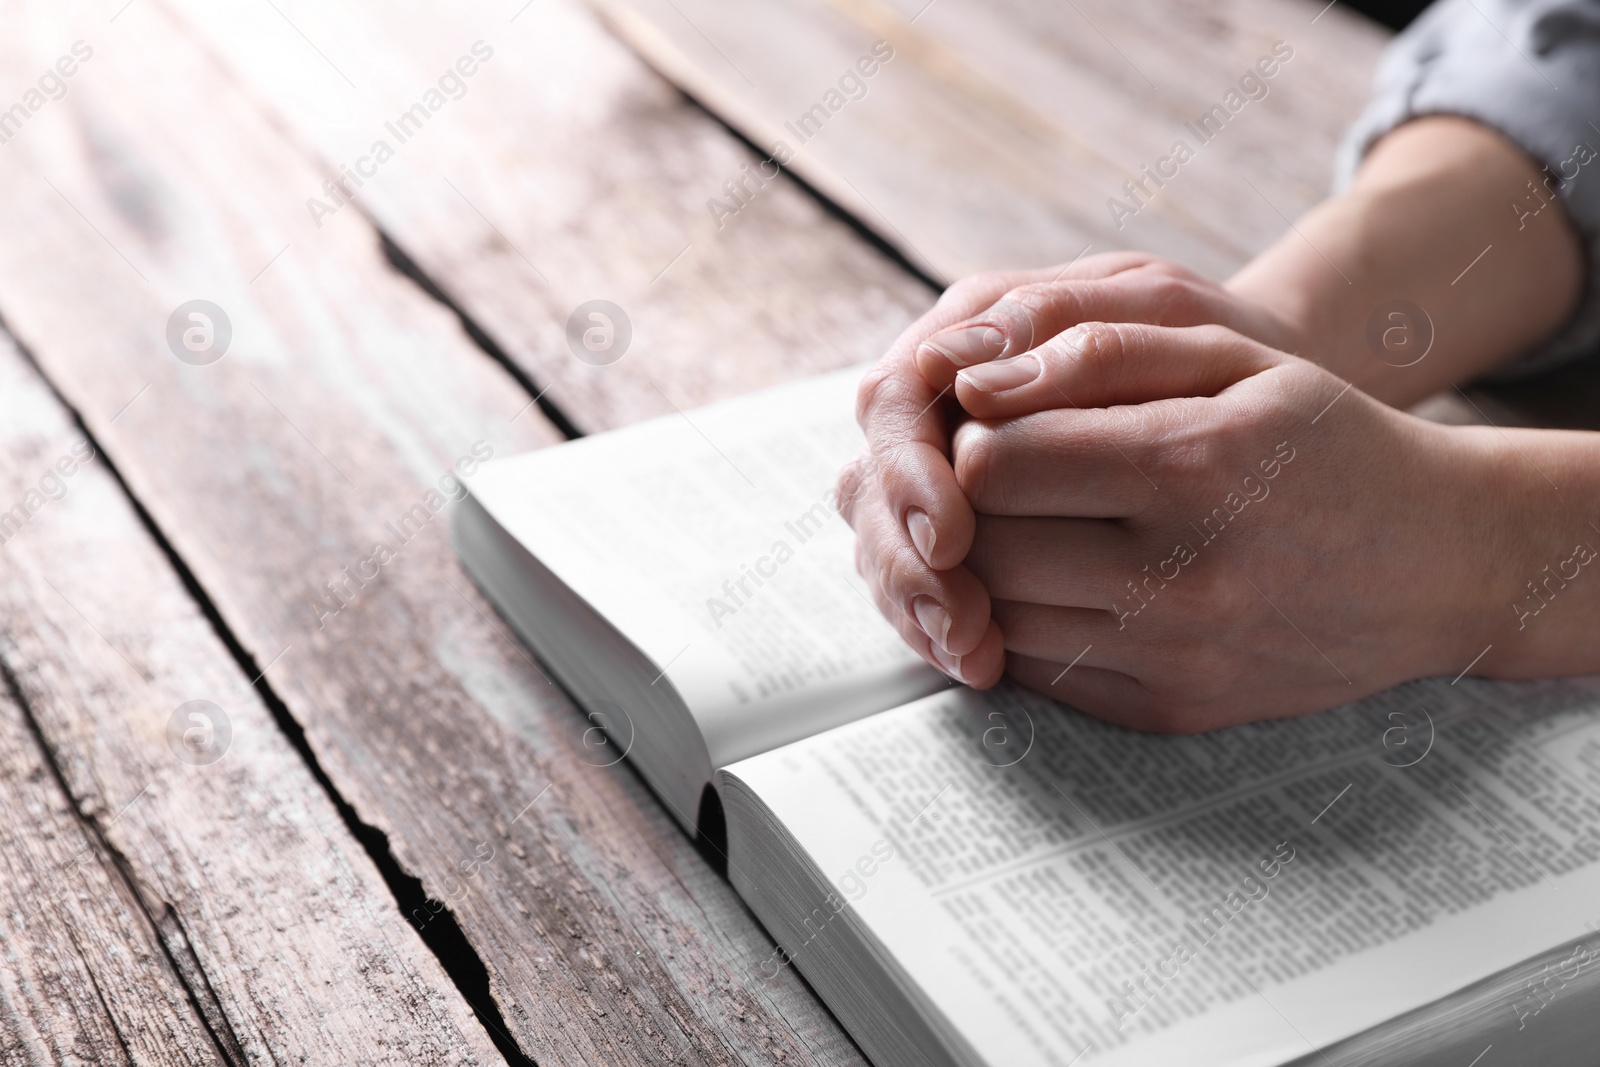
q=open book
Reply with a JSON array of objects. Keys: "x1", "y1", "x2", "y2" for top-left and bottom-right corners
[{"x1": 454, "y1": 367, "x2": 1600, "y2": 1067}]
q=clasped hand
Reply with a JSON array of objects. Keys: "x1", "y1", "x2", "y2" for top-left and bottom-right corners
[{"x1": 838, "y1": 254, "x2": 1500, "y2": 731}]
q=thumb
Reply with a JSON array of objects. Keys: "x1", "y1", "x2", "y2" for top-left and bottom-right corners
[{"x1": 952, "y1": 321, "x2": 1286, "y2": 418}]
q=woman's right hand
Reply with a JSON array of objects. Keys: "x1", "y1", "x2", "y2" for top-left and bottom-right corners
[{"x1": 838, "y1": 252, "x2": 1309, "y2": 686}]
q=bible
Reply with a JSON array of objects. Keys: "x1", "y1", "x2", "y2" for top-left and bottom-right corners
[{"x1": 453, "y1": 366, "x2": 1600, "y2": 1067}]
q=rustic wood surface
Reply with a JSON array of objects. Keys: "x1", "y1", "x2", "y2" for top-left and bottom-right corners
[
  {"x1": 3, "y1": 0, "x2": 1589, "y2": 1062},
  {"x1": 0, "y1": 681, "x2": 220, "y2": 1065},
  {"x1": 157, "y1": 0, "x2": 935, "y2": 433},
  {"x1": 588, "y1": 0, "x2": 1389, "y2": 281},
  {"x1": 0, "y1": 0, "x2": 867, "y2": 1063},
  {"x1": 0, "y1": 333, "x2": 498, "y2": 1063},
  {"x1": 160, "y1": 0, "x2": 1582, "y2": 440}
]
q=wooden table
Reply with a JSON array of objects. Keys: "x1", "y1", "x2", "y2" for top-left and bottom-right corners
[{"x1": 3, "y1": 1, "x2": 1547, "y2": 1062}]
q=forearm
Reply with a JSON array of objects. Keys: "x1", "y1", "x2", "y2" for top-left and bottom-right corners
[{"x1": 1228, "y1": 116, "x2": 1584, "y2": 408}]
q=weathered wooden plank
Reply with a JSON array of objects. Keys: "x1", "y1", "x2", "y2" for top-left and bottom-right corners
[
  {"x1": 592, "y1": 0, "x2": 1600, "y2": 433},
  {"x1": 0, "y1": 682, "x2": 220, "y2": 1066},
  {"x1": 157, "y1": 0, "x2": 934, "y2": 433},
  {"x1": 0, "y1": 331, "x2": 500, "y2": 1061},
  {"x1": 0, "y1": 2, "x2": 862, "y2": 1063},
  {"x1": 588, "y1": 0, "x2": 1388, "y2": 280}
]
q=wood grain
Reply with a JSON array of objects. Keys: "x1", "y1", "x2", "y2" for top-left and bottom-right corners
[
  {"x1": 589, "y1": 0, "x2": 1600, "y2": 431},
  {"x1": 157, "y1": 0, "x2": 935, "y2": 433},
  {"x1": 0, "y1": 329, "x2": 501, "y2": 1064},
  {"x1": 169, "y1": 0, "x2": 1595, "y2": 436},
  {"x1": 0, "y1": 681, "x2": 220, "y2": 1066},
  {"x1": 588, "y1": 0, "x2": 1389, "y2": 281},
  {"x1": 0, "y1": 1, "x2": 863, "y2": 1063}
]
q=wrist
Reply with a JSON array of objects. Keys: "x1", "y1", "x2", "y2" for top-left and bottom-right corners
[
  {"x1": 1445, "y1": 425, "x2": 1600, "y2": 680},
  {"x1": 1389, "y1": 421, "x2": 1518, "y2": 676},
  {"x1": 1222, "y1": 252, "x2": 1327, "y2": 368},
  {"x1": 1226, "y1": 182, "x2": 1417, "y2": 394}
]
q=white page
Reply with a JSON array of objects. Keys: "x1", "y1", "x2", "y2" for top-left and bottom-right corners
[
  {"x1": 728, "y1": 677, "x2": 1600, "y2": 1066},
  {"x1": 469, "y1": 367, "x2": 943, "y2": 768}
]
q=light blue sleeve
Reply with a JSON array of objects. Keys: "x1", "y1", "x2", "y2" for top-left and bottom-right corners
[{"x1": 1334, "y1": 0, "x2": 1600, "y2": 376}]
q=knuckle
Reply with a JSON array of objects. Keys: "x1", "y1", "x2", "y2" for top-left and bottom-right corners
[
  {"x1": 1184, "y1": 567, "x2": 1252, "y2": 624},
  {"x1": 1006, "y1": 282, "x2": 1088, "y2": 342},
  {"x1": 1205, "y1": 395, "x2": 1277, "y2": 460},
  {"x1": 1143, "y1": 416, "x2": 1216, "y2": 487},
  {"x1": 1083, "y1": 251, "x2": 1164, "y2": 281},
  {"x1": 868, "y1": 568, "x2": 917, "y2": 639},
  {"x1": 875, "y1": 441, "x2": 921, "y2": 500},
  {"x1": 952, "y1": 271, "x2": 1002, "y2": 296},
  {"x1": 834, "y1": 460, "x2": 865, "y2": 524},
  {"x1": 857, "y1": 521, "x2": 908, "y2": 598},
  {"x1": 855, "y1": 364, "x2": 899, "y2": 426},
  {"x1": 1138, "y1": 257, "x2": 1188, "y2": 279},
  {"x1": 951, "y1": 422, "x2": 998, "y2": 503},
  {"x1": 940, "y1": 271, "x2": 1010, "y2": 309},
  {"x1": 1122, "y1": 270, "x2": 1214, "y2": 327},
  {"x1": 881, "y1": 540, "x2": 932, "y2": 604},
  {"x1": 1000, "y1": 282, "x2": 1057, "y2": 312},
  {"x1": 1104, "y1": 250, "x2": 1162, "y2": 271},
  {"x1": 1155, "y1": 277, "x2": 1209, "y2": 323},
  {"x1": 985, "y1": 286, "x2": 1054, "y2": 349},
  {"x1": 1188, "y1": 321, "x2": 1242, "y2": 349},
  {"x1": 1074, "y1": 321, "x2": 1127, "y2": 369},
  {"x1": 1065, "y1": 321, "x2": 1132, "y2": 392}
]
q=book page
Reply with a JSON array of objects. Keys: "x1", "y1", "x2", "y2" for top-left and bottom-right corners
[
  {"x1": 470, "y1": 367, "x2": 944, "y2": 768},
  {"x1": 727, "y1": 677, "x2": 1600, "y2": 1067}
]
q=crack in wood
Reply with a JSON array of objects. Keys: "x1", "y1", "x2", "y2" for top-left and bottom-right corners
[
  {"x1": 154, "y1": 905, "x2": 252, "y2": 1065},
  {"x1": 379, "y1": 233, "x2": 585, "y2": 444},
  {"x1": 0, "y1": 315, "x2": 534, "y2": 1067},
  {"x1": 2, "y1": 656, "x2": 237, "y2": 1066},
  {"x1": 66, "y1": 923, "x2": 144, "y2": 1066}
]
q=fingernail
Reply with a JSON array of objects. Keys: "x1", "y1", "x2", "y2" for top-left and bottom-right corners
[
  {"x1": 912, "y1": 595, "x2": 953, "y2": 650},
  {"x1": 929, "y1": 642, "x2": 966, "y2": 682},
  {"x1": 920, "y1": 325, "x2": 1006, "y2": 368},
  {"x1": 957, "y1": 354, "x2": 1040, "y2": 393},
  {"x1": 906, "y1": 507, "x2": 937, "y2": 564}
]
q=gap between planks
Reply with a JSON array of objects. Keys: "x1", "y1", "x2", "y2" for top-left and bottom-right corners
[{"x1": 0, "y1": 0, "x2": 866, "y2": 1062}]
